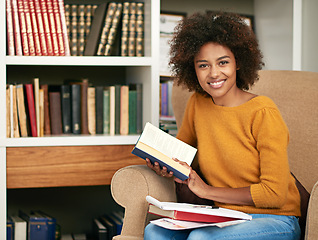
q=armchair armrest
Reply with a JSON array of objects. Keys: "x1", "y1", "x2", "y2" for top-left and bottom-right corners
[
  {"x1": 305, "y1": 180, "x2": 318, "y2": 240},
  {"x1": 111, "y1": 165, "x2": 177, "y2": 240}
]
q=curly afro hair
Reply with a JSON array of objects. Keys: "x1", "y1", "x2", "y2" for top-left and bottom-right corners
[{"x1": 169, "y1": 11, "x2": 264, "y2": 93}]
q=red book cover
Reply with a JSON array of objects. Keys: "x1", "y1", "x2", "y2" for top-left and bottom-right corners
[
  {"x1": 149, "y1": 205, "x2": 238, "y2": 223},
  {"x1": 39, "y1": 0, "x2": 54, "y2": 55},
  {"x1": 25, "y1": 84, "x2": 37, "y2": 137},
  {"x1": 28, "y1": 0, "x2": 42, "y2": 55},
  {"x1": 52, "y1": 0, "x2": 65, "y2": 55},
  {"x1": 46, "y1": 0, "x2": 60, "y2": 55},
  {"x1": 33, "y1": 0, "x2": 47, "y2": 55},
  {"x1": 6, "y1": 0, "x2": 15, "y2": 55},
  {"x1": 23, "y1": 0, "x2": 36, "y2": 56},
  {"x1": 57, "y1": 0, "x2": 70, "y2": 56},
  {"x1": 17, "y1": 0, "x2": 29, "y2": 55},
  {"x1": 11, "y1": 0, "x2": 23, "y2": 55}
]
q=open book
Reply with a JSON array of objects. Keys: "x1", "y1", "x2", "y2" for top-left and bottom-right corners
[{"x1": 131, "y1": 122, "x2": 197, "y2": 180}]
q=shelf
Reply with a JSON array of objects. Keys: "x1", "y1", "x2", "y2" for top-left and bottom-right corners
[
  {"x1": 5, "y1": 56, "x2": 154, "y2": 66},
  {"x1": 2, "y1": 135, "x2": 139, "y2": 147}
]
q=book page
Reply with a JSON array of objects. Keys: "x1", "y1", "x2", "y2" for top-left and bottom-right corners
[{"x1": 139, "y1": 122, "x2": 197, "y2": 165}]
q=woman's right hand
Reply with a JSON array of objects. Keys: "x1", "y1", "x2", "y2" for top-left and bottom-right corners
[{"x1": 146, "y1": 158, "x2": 174, "y2": 178}]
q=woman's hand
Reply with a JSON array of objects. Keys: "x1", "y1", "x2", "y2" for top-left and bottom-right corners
[{"x1": 146, "y1": 158, "x2": 174, "y2": 178}]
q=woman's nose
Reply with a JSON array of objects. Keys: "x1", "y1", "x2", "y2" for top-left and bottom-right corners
[{"x1": 210, "y1": 66, "x2": 220, "y2": 78}]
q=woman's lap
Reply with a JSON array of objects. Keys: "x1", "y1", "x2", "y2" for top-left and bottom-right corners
[{"x1": 144, "y1": 214, "x2": 301, "y2": 240}]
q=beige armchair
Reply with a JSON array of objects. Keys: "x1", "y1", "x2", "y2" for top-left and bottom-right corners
[{"x1": 111, "y1": 70, "x2": 318, "y2": 240}]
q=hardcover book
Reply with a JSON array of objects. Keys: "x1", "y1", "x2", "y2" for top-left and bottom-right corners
[
  {"x1": 131, "y1": 122, "x2": 197, "y2": 181},
  {"x1": 11, "y1": 215, "x2": 27, "y2": 240},
  {"x1": 146, "y1": 196, "x2": 252, "y2": 223},
  {"x1": 25, "y1": 83, "x2": 37, "y2": 137}
]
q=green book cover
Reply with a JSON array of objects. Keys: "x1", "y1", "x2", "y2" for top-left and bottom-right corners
[
  {"x1": 103, "y1": 88, "x2": 110, "y2": 134},
  {"x1": 129, "y1": 89, "x2": 137, "y2": 134}
]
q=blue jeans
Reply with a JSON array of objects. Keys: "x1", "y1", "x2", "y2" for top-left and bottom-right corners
[{"x1": 144, "y1": 214, "x2": 301, "y2": 240}]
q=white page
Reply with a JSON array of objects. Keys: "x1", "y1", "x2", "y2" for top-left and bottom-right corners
[{"x1": 139, "y1": 122, "x2": 197, "y2": 165}]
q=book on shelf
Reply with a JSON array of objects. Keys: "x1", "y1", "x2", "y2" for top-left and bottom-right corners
[
  {"x1": 57, "y1": 0, "x2": 71, "y2": 56},
  {"x1": 7, "y1": 217, "x2": 13, "y2": 240},
  {"x1": 128, "y1": 2, "x2": 136, "y2": 56},
  {"x1": 32, "y1": 211, "x2": 57, "y2": 240},
  {"x1": 10, "y1": 215, "x2": 27, "y2": 240},
  {"x1": 23, "y1": 0, "x2": 36, "y2": 56},
  {"x1": 34, "y1": 0, "x2": 48, "y2": 56},
  {"x1": 17, "y1": 0, "x2": 30, "y2": 55},
  {"x1": 103, "y1": 87, "x2": 110, "y2": 134},
  {"x1": 11, "y1": 0, "x2": 23, "y2": 55},
  {"x1": 29, "y1": 0, "x2": 43, "y2": 56},
  {"x1": 40, "y1": 84, "x2": 51, "y2": 135},
  {"x1": 6, "y1": 0, "x2": 15, "y2": 56},
  {"x1": 71, "y1": 83, "x2": 81, "y2": 134},
  {"x1": 120, "y1": 85, "x2": 129, "y2": 135},
  {"x1": 52, "y1": 0, "x2": 66, "y2": 56},
  {"x1": 16, "y1": 84, "x2": 28, "y2": 137},
  {"x1": 131, "y1": 122, "x2": 197, "y2": 181},
  {"x1": 49, "y1": 91, "x2": 63, "y2": 135},
  {"x1": 93, "y1": 218, "x2": 108, "y2": 240},
  {"x1": 120, "y1": 2, "x2": 129, "y2": 56},
  {"x1": 81, "y1": 79, "x2": 89, "y2": 134},
  {"x1": 46, "y1": 0, "x2": 60, "y2": 56},
  {"x1": 40, "y1": 0, "x2": 54, "y2": 56},
  {"x1": 108, "y1": 85, "x2": 115, "y2": 135},
  {"x1": 10, "y1": 85, "x2": 20, "y2": 138},
  {"x1": 76, "y1": 4, "x2": 86, "y2": 56},
  {"x1": 33, "y1": 78, "x2": 41, "y2": 137},
  {"x1": 87, "y1": 86, "x2": 96, "y2": 135},
  {"x1": 95, "y1": 86, "x2": 104, "y2": 134},
  {"x1": 6, "y1": 87, "x2": 11, "y2": 138},
  {"x1": 146, "y1": 195, "x2": 252, "y2": 223},
  {"x1": 61, "y1": 84, "x2": 72, "y2": 134},
  {"x1": 25, "y1": 83, "x2": 38, "y2": 137},
  {"x1": 19, "y1": 210, "x2": 49, "y2": 240},
  {"x1": 135, "y1": 2, "x2": 144, "y2": 56}
]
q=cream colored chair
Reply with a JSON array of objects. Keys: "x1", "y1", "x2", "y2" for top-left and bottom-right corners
[{"x1": 111, "y1": 70, "x2": 318, "y2": 240}]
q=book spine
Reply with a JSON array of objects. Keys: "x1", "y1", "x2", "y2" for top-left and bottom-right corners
[
  {"x1": 70, "y1": 4, "x2": 77, "y2": 56},
  {"x1": 25, "y1": 83, "x2": 37, "y2": 137},
  {"x1": 77, "y1": 4, "x2": 85, "y2": 56},
  {"x1": 16, "y1": 84, "x2": 28, "y2": 137},
  {"x1": 46, "y1": 0, "x2": 60, "y2": 55},
  {"x1": 40, "y1": 84, "x2": 51, "y2": 135},
  {"x1": 136, "y1": 83, "x2": 143, "y2": 133},
  {"x1": 109, "y1": 86, "x2": 115, "y2": 135},
  {"x1": 128, "y1": 2, "x2": 136, "y2": 56},
  {"x1": 10, "y1": 85, "x2": 20, "y2": 138},
  {"x1": 39, "y1": 88, "x2": 44, "y2": 136},
  {"x1": 6, "y1": 0, "x2": 15, "y2": 56},
  {"x1": 128, "y1": 89, "x2": 137, "y2": 134},
  {"x1": 135, "y1": 2, "x2": 144, "y2": 57},
  {"x1": 114, "y1": 85, "x2": 121, "y2": 135},
  {"x1": 40, "y1": 0, "x2": 54, "y2": 55},
  {"x1": 34, "y1": 0, "x2": 48, "y2": 55},
  {"x1": 23, "y1": 0, "x2": 36, "y2": 56},
  {"x1": 61, "y1": 85, "x2": 71, "y2": 133},
  {"x1": 64, "y1": 3, "x2": 70, "y2": 38},
  {"x1": 81, "y1": 79, "x2": 89, "y2": 134},
  {"x1": 17, "y1": 0, "x2": 30, "y2": 55},
  {"x1": 71, "y1": 84, "x2": 81, "y2": 134},
  {"x1": 52, "y1": 0, "x2": 65, "y2": 55},
  {"x1": 160, "y1": 83, "x2": 168, "y2": 116},
  {"x1": 6, "y1": 87, "x2": 11, "y2": 138},
  {"x1": 33, "y1": 78, "x2": 40, "y2": 137},
  {"x1": 96, "y1": 2, "x2": 117, "y2": 56},
  {"x1": 84, "y1": 5, "x2": 92, "y2": 45},
  {"x1": 87, "y1": 87, "x2": 96, "y2": 134},
  {"x1": 57, "y1": 0, "x2": 70, "y2": 56},
  {"x1": 103, "y1": 88, "x2": 110, "y2": 134},
  {"x1": 49, "y1": 91, "x2": 63, "y2": 135},
  {"x1": 28, "y1": 0, "x2": 42, "y2": 56},
  {"x1": 120, "y1": 2, "x2": 129, "y2": 56},
  {"x1": 120, "y1": 85, "x2": 129, "y2": 135},
  {"x1": 95, "y1": 86, "x2": 104, "y2": 134},
  {"x1": 104, "y1": 3, "x2": 122, "y2": 56},
  {"x1": 11, "y1": 0, "x2": 23, "y2": 55}
]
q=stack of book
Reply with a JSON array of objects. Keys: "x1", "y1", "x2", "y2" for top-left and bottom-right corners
[
  {"x1": 93, "y1": 211, "x2": 124, "y2": 240},
  {"x1": 6, "y1": 0, "x2": 70, "y2": 56},
  {"x1": 6, "y1": 79, "x2": 143, "y2": 138},
  {"x1": 7, "y1": 210, "x2": 58, "y2": 240},
  {"x1": 81, "y1": 1, "x2": 144, "y2": 57}
]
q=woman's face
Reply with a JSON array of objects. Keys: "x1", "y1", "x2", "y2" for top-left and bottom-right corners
[{"x1": 194, "y1": 42, "x2": 239, "y2": 106}]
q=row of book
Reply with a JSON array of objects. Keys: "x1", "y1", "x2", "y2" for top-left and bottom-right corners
[
  {"x1": 160, "y1": 81, "x2": 174, "y2": 118},
  {"x1": 81, "y1": 1, "x2": 144, "y2": 57},
  {"x1": 6, "y1": 0, "x2": 70, "y2": 56},
  {"x1": 7, "y1": 210, "x2": 124, "y2": 240},
  {"x1": 6, "y1": 79, "x2": 143, "y2": 138}
]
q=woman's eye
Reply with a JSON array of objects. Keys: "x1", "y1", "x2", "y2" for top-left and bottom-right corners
[
  {"x1": 199, "y1": 64, "x2": 208, "y2": 68},
  {"x1": 219, "y1": 61, "x2": 229, "y2": 66}
]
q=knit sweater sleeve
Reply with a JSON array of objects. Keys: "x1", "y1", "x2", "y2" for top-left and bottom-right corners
[{"x1": 250, "y1": 106, "x2": 290, "y2": 208}]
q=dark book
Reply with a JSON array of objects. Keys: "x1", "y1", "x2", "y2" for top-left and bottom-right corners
[
  {"x1": 32, "y1": 211, "x2": 56, "y2": 240},
  {"x1": 99, "y1": 215, "x2": 116, "y2": 239},
  {"x1": 132, "y1": 122, "x2": 197, "y2": 181},
  {"x1": 61, "y1": 85, "x2": 71, "y2": 134},
  {"x1": 84, "y1": 3, "x2": 107, "y2": 56},
  {"x1": 93, "y1": 218, "x2": 107, "y2": 240},
  {"x1": 25, "y1": 83, "x2": 37, "y2": 137},
  {"x1": 128, "y1": 89, "x2": 137, "y2": 134},
  {"x1": 71, "y1": 84, "x2": 81, "y2": 134},
  {"x1": 81, "y1": 79, "x2": 89, "y2": 134},
  {"x1": 49, "y1": 91, "x2": 63, "y2": 135},
  {"x1": 103, "y1": 213, "x2": 122, "y2": 236},
  {"x1": 115, "y1": 85, "x2": 121, "y2": 135},
  {"x1": 95, "y1": 86, "x2": 104, "y2": 134},
  {"x1": 130, "y1": 83, "x2": 142, "y2": 133},
  {"x1": 19, "y1": 210, "x2": 49, "y2": 240},
  {"x1": 6, "y1": 217, "x2": 13, "y2": 240}
]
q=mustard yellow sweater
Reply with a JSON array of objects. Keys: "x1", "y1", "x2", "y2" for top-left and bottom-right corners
[{"x1": 177, "y1": 93, "x2": 300, "y2": 216}]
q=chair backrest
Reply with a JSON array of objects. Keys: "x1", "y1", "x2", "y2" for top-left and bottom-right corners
[{"x1": 171, "y1": 70, "x2": 318, "y2": 193}]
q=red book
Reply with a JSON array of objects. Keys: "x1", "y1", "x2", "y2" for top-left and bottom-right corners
[
  {"x1": 28, "y1": 0, "x2": 42, "y2": 55},
  {"x1": 23, "y1": 0, "x2": 36, "y2": 56},
  {"x1": 25, "y1": 84, "x2": 37, "y2": 137},
  {"x1": 17, "y1": 0, "x2": 29, "y2": 55},
  {"x1": 57, "y1": 0, "x2": 70, "y2": 56},
  {"x1": 11, "y1": 0, "x2": 23, "y2": 55},
  {"x1": 39, "y1": 0, "x2": 54, "y2": 55},
  {"x1": 46, "y1": 0, "x2": 60, "y2": 55},
  {"x1": 52, "y1": 0, "x2": 65, "y2": 55},
  {"x1": 34, "y1": 0, "x2": 48, "y2": 55},
  {"x1": 146, "y1": 196, "x2": 252, "y2": 223}
]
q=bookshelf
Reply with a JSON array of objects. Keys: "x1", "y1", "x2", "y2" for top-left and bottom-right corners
[{"x1": 1, "y1": 0, "x2": 160, "y2": 237}]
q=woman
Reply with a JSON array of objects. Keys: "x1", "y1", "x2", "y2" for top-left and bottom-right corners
[{"x1": 144, "y1": 11, "x2": 301, "y2": 240}]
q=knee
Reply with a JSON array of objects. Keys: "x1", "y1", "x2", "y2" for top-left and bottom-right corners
[{"x1": 144, "y1": 223, "x2": 156, "y2": 240}]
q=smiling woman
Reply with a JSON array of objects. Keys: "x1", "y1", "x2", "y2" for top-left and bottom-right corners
[{"x1": 144, "y1": 11, "x2": 302, "y2": 240}]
